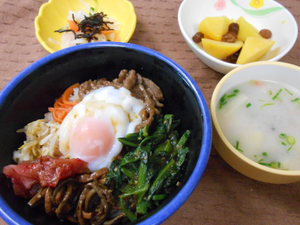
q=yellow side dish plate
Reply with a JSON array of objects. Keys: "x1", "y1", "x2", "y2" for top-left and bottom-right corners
[{"x1": 35, "y1": 0, "x2": 137, "y2": 53}]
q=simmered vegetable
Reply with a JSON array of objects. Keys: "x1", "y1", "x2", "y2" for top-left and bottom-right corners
[
  {"x1": 193, "y1": 16, "x2": 275, "y2": 64},
  {"x1": 107, "y1": 114, "x2": 191, "y2": 221}
]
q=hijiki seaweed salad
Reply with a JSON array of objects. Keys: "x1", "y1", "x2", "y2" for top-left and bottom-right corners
[
  {"x1": 2, "y1": 70, "x2": 191, "y2": 225},
  {"x1": 55, "y1": 8, "x2": 120, "y2": 48}
]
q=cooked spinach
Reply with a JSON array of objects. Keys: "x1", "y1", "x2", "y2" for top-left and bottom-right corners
[{"x1": 107, "y1": 114, "x2": 191, "y2": 221}]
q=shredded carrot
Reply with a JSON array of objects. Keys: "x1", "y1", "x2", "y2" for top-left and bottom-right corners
[
  {"x1": 113, "y1": 30, "x2": 120, "y2": 42},
  {"x1": 102, "y1": 30, "x2": 120, "y2": 42},
  {"x1": 54, "y1": 97, "x2": 64, "y2": 108},
  {"x1": 50, "y1": 83, "x2": 80, "y2": 123},
  {"x1": 54, "y1": 97, "x2": 78, "y2": 108},
  {"x1": 49, "y1": 107, "x2": 70, "y2": 124},
  {"x1": 101, "y1": 30, "x2": 115, "y2": 35},
  {"x1": 68, "y1": 20, "x2": 79, "y2": 32},
  {"x1": 61, "y1": 83, "x2": 80, "y2": 104}
]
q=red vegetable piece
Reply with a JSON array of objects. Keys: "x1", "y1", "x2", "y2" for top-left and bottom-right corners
[{"x1": 3, "y1": 156, "x2": 88, "y2": 198}]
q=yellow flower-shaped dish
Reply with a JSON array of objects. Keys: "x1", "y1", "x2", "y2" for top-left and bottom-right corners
[{"x1": 35, "y1": 0, "x2": 137, "y2": 53}]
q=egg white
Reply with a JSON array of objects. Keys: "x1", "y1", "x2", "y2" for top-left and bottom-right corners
[{"x1": 58, "y1": 86, "x2": 145, "y2": 171}]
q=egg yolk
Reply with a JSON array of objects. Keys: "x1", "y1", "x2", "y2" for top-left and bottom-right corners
[{"x1": 69, "y1": 117, "x2": 115, "y2": 160}]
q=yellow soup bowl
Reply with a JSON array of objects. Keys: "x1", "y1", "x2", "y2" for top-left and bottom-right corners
[
  {"x1": 35, "y1": 0, "x2": 137, "y2": 53},
  {"x1": 211, "y1": 61, "x2": 300, "y2": 184}
]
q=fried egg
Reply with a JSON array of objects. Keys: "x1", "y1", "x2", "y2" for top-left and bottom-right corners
[{"x1": 58, "y1": 86, "x2": 145, "y2": 171}]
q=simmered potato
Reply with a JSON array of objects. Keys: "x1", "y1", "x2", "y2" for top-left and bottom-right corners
[
  {"x1": 237, "y1": 17, "x2": 261, "y2": 41},
  {"x1": 199, "y1": 16, "x2": 231, "y2": 41},
  {"x1": 202, "y1": 38, "x2": 243, "y2": 59},
  {"x1": 194, "y1": 16, "x2": 275, "y2": 64},
  {"x1": 237, "y1": 37, "x2": 275, "y2": 64}
]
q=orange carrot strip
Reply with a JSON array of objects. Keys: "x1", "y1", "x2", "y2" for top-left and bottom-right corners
[
  {"x1": 111, "y1": 30, "x2": 120, "y2": 42},
  {"x1": 101, "y1": 30, "x2": 121, "y2": 42},
  {"x1": 61, "y1": 83, "x2": 80, "y2": 104},
  {"x1": 54, "y1": 83, "x2": 79, "y2": 107},
  {"x1": 101, "y1": 30, "x2": 116, "y2": 35},
  {"x1": 68, "y1": 20, "x2": 79, "y2": 32},
  {"x1": 49, "y1": 107, "x2": 72, "y2": 112},
  {"x1": 50, "y1": 83, "x2": 80, "y2": 123},
  {"x1": 55, "y1": 98, "x2": 77, "y2": 108},
  {"x1": 54, "y1": 97, "x2": 64, "y2": 108},
  {"x1": 48, "y1": 107, "x2": 64, "y2": 123},
  {"x1": 55, "y1": 97, "x2": 77, "y2": 108},
  {"x1": 61, "y1": 101, "x2": 78, "y2": 107},
  {"x1": 113, "y1": 33, "x2": 120, "y2": 42},
  {"x1": 49, "y1": 107, "x2": 71, "y2": 123}
]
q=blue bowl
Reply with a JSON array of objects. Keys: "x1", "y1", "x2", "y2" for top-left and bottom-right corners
[{"x1": 0, "y1": 42, "x2": 212, "y2": 225}]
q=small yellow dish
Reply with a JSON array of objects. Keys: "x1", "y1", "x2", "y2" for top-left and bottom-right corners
[{"x1": 35, "y1": 0, "x2": 137, "y2": 53}]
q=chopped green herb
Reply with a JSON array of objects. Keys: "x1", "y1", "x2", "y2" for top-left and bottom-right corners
[
  {"x1": 246, "y1": 103, "x2": 252, "y2": 108},
  {"x1": 261, "y1": 102, "x2": 275, "y2": 108},
  {"x1": 152, "y1": 194, "x2": 166, "y2": 201},
  {"x1": 268, "y1": 90, "x2": 273, "y2": 96},
  {"x1": 219, "y1": 89, "x2": 240, "y2": 109},
  {"x1": 287, "y1": 136, "x2": 296, "y2": 145},
  {"x1": 284, "y1": 88, "x2": 294, "y2": 96},
  {"x1": 234, "y1": 140, "x2": 243, "y2": 152},
  {"x1": 279, "y1": 133, "x2": 296, "y2": 151},
  {"x1": 258, "y1": 160, "x2": 281, "y2": 169},
  {"x1": 272, "y1": 162, "x2": 281, "y2": 168},
  {"x1": 291, "y1": 98, "x2": 300, "y2": 103},
  {"x1": 262, "y1": 152, "x2": 268, "y2": 156},
  {"x1": 272, "y1": 88, "x2": 283, "y2": 100},
  {"x1": 280, "y1": 133, "x2": 287, "y2": 138}
]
